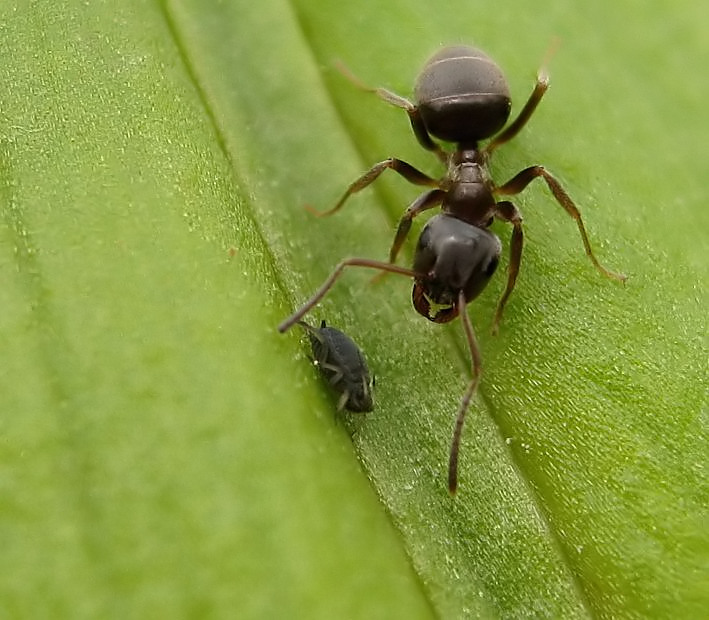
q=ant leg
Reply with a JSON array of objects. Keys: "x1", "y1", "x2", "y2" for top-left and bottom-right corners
[
  {"x1": 492, "y1": 201, "x2": 524, "y2": 334},
  {"x1": 497, "y1": 166, "x2": 627, "y2": 282},
  {"x1": 308, "y1": 159, "x2": 439, "y2": 217},
  {"x1": 401, "y1": 107, "x2": 448, "y2": 163},
  {"x1": 369, "y1": 188, "x2": 444, "y2": 286},
  {"x1": 486, "y1": 73, "x2": 549, "y2": 154},
  {"x1": 278, "y1": 258, "x2": 420, "y2": 333},
  {"x1": 448, "y1": 290, "x2": 482, "y2": 495},
  {"x1": 296, "y1": 320, "x2": 321, "y2": 337},
  {"x1": 369, "y1": 89, "x2": 442, "y2": 159},
  {"x1": 335, "y1": 60, "x2": 447, "y2": 163},
  {"x1": 388, "y1": 189, "x2": 445, "y2": 263}
]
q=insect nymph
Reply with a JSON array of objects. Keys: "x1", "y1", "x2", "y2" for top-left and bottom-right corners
[{"x1": 298, "y1": 320, "x2": 374, "y2": 413}]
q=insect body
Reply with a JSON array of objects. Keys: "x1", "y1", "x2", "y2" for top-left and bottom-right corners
[
  {"x1": 280, "y1": 45, "x2": 625, "y2": 493},
  {"x1": 299, "y1": 320, "x2": 374, "y2": 413}
]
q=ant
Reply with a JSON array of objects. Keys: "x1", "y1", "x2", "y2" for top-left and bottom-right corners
[
  {"x1": 298, "y1": 320, "x2": 375, "y2": 413},
  {"x1": 278, "y1": 45, "x2": 626, "y2": 494}
]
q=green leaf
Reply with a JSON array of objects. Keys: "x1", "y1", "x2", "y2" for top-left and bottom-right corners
[{"x1": 1, "y1": 0, "x2": 706, "y2": 618}]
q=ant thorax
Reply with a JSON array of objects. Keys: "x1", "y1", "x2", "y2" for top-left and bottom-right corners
[{"x1": 441, "y1": 151, "x2": 497, "y2": 226}]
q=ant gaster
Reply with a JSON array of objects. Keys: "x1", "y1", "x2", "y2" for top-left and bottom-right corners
[{"x1": 279, "y1": 45, "x2": 626, "y2": 494}]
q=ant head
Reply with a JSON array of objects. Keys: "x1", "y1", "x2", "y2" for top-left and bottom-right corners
[
  {"x1": 414, "y1": 45, "x2": 511, "y2": 144},
  {"x1": 412, "y1": 214, "x2": 501, "y2": 323}
]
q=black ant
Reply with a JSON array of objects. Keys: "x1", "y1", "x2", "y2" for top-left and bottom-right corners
[
  {"x1": 278, "y1": 45, "x2": 626, "y2": 494},
  {"x1": 298, "y1": 320, "x2": 374, "y2": 413}
]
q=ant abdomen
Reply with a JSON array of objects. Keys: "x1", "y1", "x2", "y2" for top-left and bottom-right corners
[{"x1": 415, "y1": 46, "x2": 512, "y2": 143}]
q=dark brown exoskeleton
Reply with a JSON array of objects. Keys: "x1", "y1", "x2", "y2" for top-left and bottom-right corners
[{"x1": 279, "y1": 45, "x2": 626, "y2": 493}]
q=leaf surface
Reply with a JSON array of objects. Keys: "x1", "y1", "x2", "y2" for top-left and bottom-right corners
[{"x1": 1, "y1": 0, "x2": 706, "y2": 618}]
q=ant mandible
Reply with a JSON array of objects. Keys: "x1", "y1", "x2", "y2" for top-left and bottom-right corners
[{"x1": 278, "y1": 45, "x2": 626, "y2": 494}]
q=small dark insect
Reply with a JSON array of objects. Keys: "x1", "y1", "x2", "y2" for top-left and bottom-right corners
[
  {"x1": 280, "y1": 45, "x2": 625, "y2": 493},
  {"x1": 298, "y1": 320, "x2": 374, "y2": 413}
]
